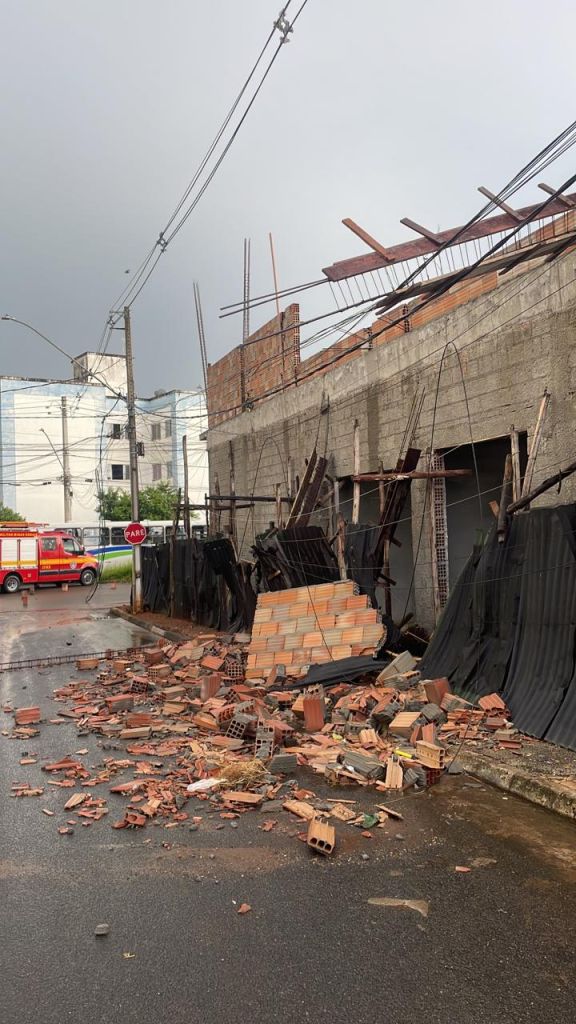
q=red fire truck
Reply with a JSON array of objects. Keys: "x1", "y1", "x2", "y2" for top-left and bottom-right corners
[{"x1": 0, "y1": 523, "x2": 100, "y2": 593}]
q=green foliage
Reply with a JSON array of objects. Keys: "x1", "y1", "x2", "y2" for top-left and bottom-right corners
[
  {"x1": 97, "y1": 488, "x2": 131, "y2": 521},
  {"x1": 0, "y1": 504, "x2": 25, "y2": 523},
  {"x1": 140, "y1": 482, "x2": 182, "y2": 520},
  {"x1": 97, "y1": 482, "x2": 190, "y2": 522}
]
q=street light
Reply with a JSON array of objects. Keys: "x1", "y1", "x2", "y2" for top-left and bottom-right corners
[{"x1": 1, "y1": 315, "x2": 123, "y2": 397}]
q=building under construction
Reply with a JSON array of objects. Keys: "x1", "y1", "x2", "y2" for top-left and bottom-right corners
[{"x1": 205, "y1": 183, "x2": 576, "y2": 630}]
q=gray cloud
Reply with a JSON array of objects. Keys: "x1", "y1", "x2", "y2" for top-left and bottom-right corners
[{"x1": 2, "y1": 0, "x2": 575, "y2": 395}]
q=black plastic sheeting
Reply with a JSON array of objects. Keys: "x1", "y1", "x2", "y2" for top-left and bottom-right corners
[
  {"x1": 345, "y1": 523, "x2": 379, "y2": 606},
  {"x1": 295, "y1": 653, "x2": 387, "y2": 689},
  {"x1": 141, "y1": 538, "x2": 255, "y2": 633},
  {"x1": 253, "y1": 526, "x2": 339, "y2": 591},
  {"x1": 421, "y1": 504, "x2": 576, "y2": 750}
]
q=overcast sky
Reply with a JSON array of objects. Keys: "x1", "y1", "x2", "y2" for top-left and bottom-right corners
[{"x1": 2, "y1": 0, "x2": 576, "y2": 396}]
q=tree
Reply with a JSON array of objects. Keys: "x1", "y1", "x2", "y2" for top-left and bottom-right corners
[
  {"x1": 97, "y1": 488, "x2": 131, "y2": 521},
  {"x1": 139, "y1": 482, "x2": 183, "y2": 519},
  {"x1": 97, "y1": 482, "x2": 185, "y2": 521},
  {"x1": 0, "y1": 504, "x2": 25, "y2": 523}
]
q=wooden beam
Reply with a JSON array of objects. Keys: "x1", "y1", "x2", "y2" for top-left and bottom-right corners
[
  {"x1": 286, "y1": 450, "x2": 317, "y2": 527},
  {"x1": 538, "y1": 182, "x2": 575, "y2": 208},
  {"x1": 352, "y1": 469, "x2": 472, "y2": 481},
  {"x1": 378, "y1": 460, "x2": 386, "y2": 518},
  {"x1": 352, "y1": 420, "x2": 361, "y2": 525},
  {"x1": 497, "y1": 455, "x2": 513, "y2": 543},
  {"x1": 342, "y1": 218, "x2": 390, "y2": 261},
  {"x1": 521, "y1": 390, "x2": 550, "y2": 500},
  {"x1": 324, "y1": 190, "x2": 576, "y2": 281},
  {"x1": 336, "y1": 510, "x2": 347, "y2": 582},
  {"x1": 507, "y1": 457, "x2": 576, "y2": 515},
  {"x1": 400, "y1": 218, "x2": 442, "y2": 246},
  {"x1": 477, "y1": 186, "x2": 523, "y2": 222},
  {"x1": 510, "y1": 426, "x2": 521, "y2": 503},
  {"x1": 275, "y1": 483, "x2": 283, "y2": 529},
  {"x1": 208, "y1": 494, "x2": 291, "y2": 503}
]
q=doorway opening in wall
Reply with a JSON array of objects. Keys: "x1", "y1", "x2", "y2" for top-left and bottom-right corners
[
  {"x1": 337, "y1": 478, "x2": 415, "y2": 621},
  {"x1": 441, "y1": 433, "x2": 528, "y2": 589}
]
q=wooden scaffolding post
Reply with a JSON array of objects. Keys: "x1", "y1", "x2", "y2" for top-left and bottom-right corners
[
  {"x1": 521, "y1": 389, "x2": 550, "y2": 502},
  {"x1": 509, "y1": 425, "x2": 521, "y2": 503},
  {"x1": 333, "y1": 479, "x2": 347, "y2": 580},
  {"x1": 228, "y1": 441, "x2": 237, "y2": 547},
  {"x1": 497, "y1": 455, "x2": 513, "y2": 543},
  {"x1": 378, "y1": 459, "x2": 386, "y2": 518},
  {"x1": 275, "y1": 483, "x2": 283, "y2": 529},
  {"x1": 352, "y1": 420, "x2": 361, "y2": 524}
]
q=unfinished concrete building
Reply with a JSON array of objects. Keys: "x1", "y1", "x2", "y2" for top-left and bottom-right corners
[{"x1": 206, "y1": 192, "x2": 576, "y2": 630}]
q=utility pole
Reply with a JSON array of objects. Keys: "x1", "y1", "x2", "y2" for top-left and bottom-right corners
[
  {"x1": 123, "y1": 306, "x2": 142, "y2": 612},
  {"x1": 60, "y1": 396, "x2": 72, "y2": 522}
]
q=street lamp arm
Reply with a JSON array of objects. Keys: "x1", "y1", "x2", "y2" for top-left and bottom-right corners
[
  {"x1": 0, "y1": 315, "x2": 126, "y2": 403},
  {"x1": 40, "y1": 428, "x2": 65, "y2": 474}
]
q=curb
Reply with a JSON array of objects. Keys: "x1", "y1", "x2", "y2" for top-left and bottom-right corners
[
  {"x1": 455, "y1": 750, "x2": 576, "y2": 821},
  {"x1": 109, "y1": 606, "x2": 187, "y2": 643}
]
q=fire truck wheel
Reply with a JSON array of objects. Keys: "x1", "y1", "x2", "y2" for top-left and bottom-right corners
[
  {"x1": 3, "y1": 574, "x2": 21, "y2": 594},
  {"x1": 80, "y1": 569, "x2": 96, "y2": 587}
]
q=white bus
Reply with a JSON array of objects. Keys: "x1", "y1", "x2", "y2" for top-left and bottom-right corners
[{"x1": 49, "y1": 520, "x2": 206, "y2": 569}]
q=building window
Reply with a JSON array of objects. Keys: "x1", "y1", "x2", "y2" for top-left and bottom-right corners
[
  {"x1": 151, "y1": 423, "x2": 161, "y2": 441},
  {"x1": 110, "y1": 423, "x2": 122, "y2": 440},
  {"x1": 152, "y1": 463, "x2": 162, "y2": 482},
  {"x1": 111, "y1": 464, "x2": 129, "y2": 480},
  {"x1": 166, "y1": 461, "x2": 173, "y2": 479},
  {"x1": 165, "y1": 420, "x2": 172, "y2": 438}
]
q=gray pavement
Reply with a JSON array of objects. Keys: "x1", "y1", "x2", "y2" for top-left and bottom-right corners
[{"x1": 1, "y1": 606, "x2": 576, "y2": 1024}]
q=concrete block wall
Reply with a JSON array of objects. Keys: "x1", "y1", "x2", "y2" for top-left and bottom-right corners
[{"x1": 207, "y1": 250, "x2": 576, "y2": 628}]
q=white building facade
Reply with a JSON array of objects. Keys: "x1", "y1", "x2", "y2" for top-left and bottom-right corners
[{"x1": 0, "y1": 351, "x2": 208, "y2": 525}]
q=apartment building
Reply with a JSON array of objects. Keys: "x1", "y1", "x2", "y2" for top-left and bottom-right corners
[{"x1": 0, "y1": 351, "x2": 207, "y2": 523}]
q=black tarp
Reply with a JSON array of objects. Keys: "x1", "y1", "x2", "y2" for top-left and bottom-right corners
[
  {"x1": 421, "y1": 504, "x2": 576, "y2": 750},
  {"x1": 141, "y1": 538, "x2": 254, "y2": 632},
  {"x1": 345, "y1": 522, "x2": 379, "y2": 606}
]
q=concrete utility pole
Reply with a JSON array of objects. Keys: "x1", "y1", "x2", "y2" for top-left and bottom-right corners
[
  {"x1": 60, "y1": 396, "x2": 72, "y2": 522},
  {"x1": 123, "y1": 307, "x2": 142, "y2": 612}
]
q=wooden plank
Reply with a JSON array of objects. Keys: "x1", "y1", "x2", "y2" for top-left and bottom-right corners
[
  {"x1": 353, "y1": 469, "x2": 471, "y2": 480},
  {"x1": 497, "y1": 454, "x2": 513, "y2": 543},
  {"x1": 521, "y1": 390, "x2": 550, "y2": 500},
  {"x1": 294, "y1": 456, "x2": 328, "y2": 526},
  {"x1": 323, "y1": 190, "x2": 576, "y2": 280},
  {"x1": 352, "y1": 420, "x2": 360, "y2": 525},
  {"x1": 342, "y1": 218, "x2": 390, "y2": 260},
  {"x1": 510, "y1": 426, "x2": 521, "y2": 503},
  {"x1": 286, "y1": 449, "x2": 317, "y2": 527},
  {"x1": 508, "y1": 457, "x2": 576, "y2": 515},
  {"x1": 378, "y1": 460, "x2": 386, "y2": 518},
  {"x1": 220, "y1": 791, "x2": 263, "y2": 805}
]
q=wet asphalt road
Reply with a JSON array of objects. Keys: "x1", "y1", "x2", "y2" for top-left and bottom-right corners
[{"x1": 1, "y1": 603, "x2": 576, "y2": 1024}]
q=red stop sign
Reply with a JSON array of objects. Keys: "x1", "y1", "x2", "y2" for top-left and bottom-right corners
[{"x1": 124, "y1": 522, "x2": 147, "y2": 545}]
